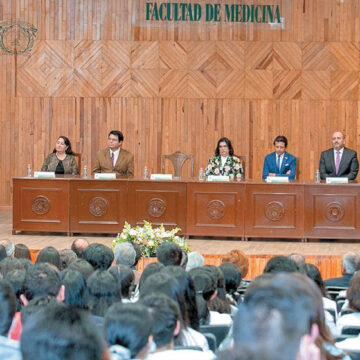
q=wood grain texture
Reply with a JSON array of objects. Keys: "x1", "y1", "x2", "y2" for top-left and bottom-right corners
[{"x1": 2, "y1": 1, "x2": 360, "y2": 205}]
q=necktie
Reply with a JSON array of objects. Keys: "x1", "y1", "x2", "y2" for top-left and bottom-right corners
[
  {"x1": 335, "y1": 151, "x2": 341, "y2": 175},
  {"x1": 111, "y1": 152, "x2": 115, "y2": 167},
  {"x1": 276, "y1": 155, "x2": 281, "y2": 173}
]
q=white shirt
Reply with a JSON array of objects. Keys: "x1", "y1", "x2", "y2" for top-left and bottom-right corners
[
  {"x1": 334, "y1": 147, "x2": 344, "y2": 166},
  {"x1": 337, "y1": 312, "x2": 360, "y2": 333},
  {"x1": 209, "y1": 311, "x2": 233, "y2": 326},
  {"x1": 109, "y1": 148, "x2": 120, "y2": 167},
  {"x1": 221, "y1": 156, "x2": 228, "y2": 167},
  {"x1": 147, "y1": 349, "x2": 215, "y2": 360}
]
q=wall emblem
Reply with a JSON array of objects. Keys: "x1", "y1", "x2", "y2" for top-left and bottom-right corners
[
  {"x1": 89, "y1": 197, "x2": 109, "y2": 217},
  {"x1": 207, "y1": 200, "x2": 225, "y2": 220},
  {"x1": 265, "y1": 201, "x2": 285, "y2": 221},
  {"x1": 32, "y1": 196, "x2": 50, "y2": 215},
  {"x1": 148, "y1": 198, "x2": 166, "y2": 217},
  {"x1": 326, "y1": 202, "x2": 344, "y2": 223},
  {"x1": 0, "y1": 21, "x2": 37, "y2": 55}
]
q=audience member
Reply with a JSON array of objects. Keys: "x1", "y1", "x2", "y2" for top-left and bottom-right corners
[
  {"x1": 35, "y1": 246, "x2": 60, "y2": 269},
  {"x1": 221, "y1": 249, "x2": 249, "y2": 278},
  {"x1": 59, "y1": 249, "x2": 77, "y2": 271},
  {"x1": 186, "y1": 251, "x2": 204, "y2": 272},
  {"x1": 104, "y1": 302, "x2": 152, "y2": 360},
  {"x1": 0, "y1": 245, "x2": 7, "y2": 262},
  {"x1": 131, "y1": 242, "x2": 142, "y2": 268},
  {"x1": 83, "y1": 243, "x2": 114, "y2": 270},
  {"x1": 71, "y1": 238, "x2": 89, "y2": 258},
  {"x1": 108, "y1": 264, "x2": 135, "y2": 301},
  {"x1": 114, "y1": 242, "x2": 136, "y2": 267},
  {"x1": 0, "y1": 280, "x2": 21, "y2": 359},
  {"x1": 263, "y1": 255, "x2": 298, "y2": 274},
  {"x1": 0, "y1": 240, "x2": 15, "y2": 257},
  {"x1": 0, "y1": 258, "x2": 24, "y2": 276},
  {"x1": 20, "y1": 303, "x2": 105, "y2": 360},
  {"x1": 219, "y1": 262, "x2": 242, "y2": 308},
  {"x1": 4, "y1": 269, "x2": 26, "y2": 311},
  {"x1": 288, "y1": 253, "x2": 307, "y2": 273},
  {"x1": 14, "y1": 244, "x2": 31, "y2": 260},
  {"x1": 59, "y1": 269, "x2": 86, "y2": 309},
  {"x1": 181, "y1": 251, "x2": 188, "y2": 270},
  {"x1": 68, "y1": 258, "x2": 94, "y2": 282},
  {"x1": 156, "y1": 242, "x2": 182, "y2": 266},
  {"x1": 138, "y1": 263, "x2": 165, "y2": 292},
  {"x1": 325, "y1": 252, "x2": 357, "y2": 288}
]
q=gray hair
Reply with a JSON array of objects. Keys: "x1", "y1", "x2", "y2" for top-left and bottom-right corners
[
  {"x1": 0, "y1": 240, "x2": 15, "y2": 257},
  {"x1": 342, "y1": 252, "x2": 357, "y2": 274},
  {"x1": 186, "y1": 251, "x2": 204, "y2": 271},
  {"x1": 114, "y1": 243, "x2": 136, "y2": 267}
]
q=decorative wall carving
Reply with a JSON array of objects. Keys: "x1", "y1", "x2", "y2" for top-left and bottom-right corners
[
  {"x1": 326, "y1": 202, "x2": 345, "y2": 222},
  {"x1": 207, "y1": 200, "x2": 225, "y2": 220},
  {"x1": 31, "y1": 196, "x2": 50, "y2": 215},
  {"x1": 89, "y1": 197, "x2": 109, "y2": 217},
  {"x1": 265, "y1": 201, "x2": 285, "y2": 221},
  {"x1": 148, "y1": 198, "x2": 166, "y2": 217}
]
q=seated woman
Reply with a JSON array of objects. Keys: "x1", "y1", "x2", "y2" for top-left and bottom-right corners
[
  {"x1": 41, "y1": 136, "x2": 78, "y2": 174},
  {"x1": 205, "y1": 137, "x2": 243, "y2": 180}
]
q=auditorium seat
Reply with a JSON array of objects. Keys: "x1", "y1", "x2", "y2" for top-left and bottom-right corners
[{"x1": 200, "y1": 325, "x2": 230, "y2": 348}]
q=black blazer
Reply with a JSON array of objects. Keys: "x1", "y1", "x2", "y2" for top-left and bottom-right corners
[{"x1": 319, "y1": 147, "x2": 359, "y2": 180}]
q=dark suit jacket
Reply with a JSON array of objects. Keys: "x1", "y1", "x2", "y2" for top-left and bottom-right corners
[
  {"x1": 262, "y1": 152, "x2": 296, "y2": 180},
  {"x1": 92, "y1": 148, "x2": 134, "y2": 177},
  {"x1": 319, "y1": 147, "x2": 359, "y2": 180},
  {"x1": 324, "y1": 273, "x2": 353, "y2": 288}
]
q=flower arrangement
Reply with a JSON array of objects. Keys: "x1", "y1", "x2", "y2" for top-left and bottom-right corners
[{"x1": 113, "y1": 220, "x2": 190, "y2": 257}]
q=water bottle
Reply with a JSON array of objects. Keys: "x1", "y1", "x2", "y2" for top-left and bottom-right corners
[
  {"x1": 143, "y1": 166, "x2": 149, "y2": 180},
  {"x1": 315, "y1": 169, "x2": 320, "y2": 183},
  {"x1": 199, "y1": 168, "x2": 204, "y2": 181},
  {"x1": 27, "y1": 164, "x2": 32, "y2": 177},
  {"x1": 83, "y1": 165, "x2": 88, "y2": 178}
]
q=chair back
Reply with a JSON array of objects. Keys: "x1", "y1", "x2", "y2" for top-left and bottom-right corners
[
  {"x1": 202, "y1": 332, "x2": 217, "y2": 351},
  {"x1": 161, "y1": 152, "x2": 194, "y2": 179},
  {"x1": 200, "y1": 325, "x2": 230, "y2": 348},
  {"x1": 74, "y1": 153, "x2": 82, "y2": 173},
  {"x1": 326, "y1": 286, "x2": 348, "y2": 300},
  {"x1": 341, "y1": 326, "x2": 360, "y2": 335}
]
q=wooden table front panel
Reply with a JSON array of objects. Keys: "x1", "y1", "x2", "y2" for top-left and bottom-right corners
[
  {"x1": 305, "y1": 184, "x2": 360, "y2": 239},
  {"x1": 127, "y1": 181, "x2": 187, "y2": 232},
  {"x1": 70, "y1": 180, "x2": 128, "y2": 233},
  {"x1": 186, "y1": 182, "x2": 245, "y2": 237},
  {"x1": 13, "y1": 178, "x2": 69, "y2": 233},
  {"x1": 245, "y1": 183, "x2": 304, "y2": 238}
]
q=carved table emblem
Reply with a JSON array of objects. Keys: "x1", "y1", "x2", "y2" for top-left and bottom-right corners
[
  {"x1": 326, "y1": 202, "x2": 344, "y2": 222},
  {"x1": 207, "y1": 200, "x2": 225, "y2": 220},
  {"x1": 32, "y1": 196, "x2": 50, "y2": 215},
  {"x1": 265, "y1": 201, "x2": 285, "y2": 221},
  {"x1": 89, "y1": 197, "x2": 108, "y2": 217},
  {"x1": 148, "y1": 198, "x2": 166, "y2": 218}
]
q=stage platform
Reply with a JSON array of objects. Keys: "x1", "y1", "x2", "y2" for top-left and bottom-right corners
[{"x1": 3, "y1": 210, "x2": 360, "y2": 280}]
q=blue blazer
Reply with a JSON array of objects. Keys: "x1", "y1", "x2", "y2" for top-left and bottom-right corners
[{"x1": 262, "y1": 152, "x2": 296, "y2": 180}]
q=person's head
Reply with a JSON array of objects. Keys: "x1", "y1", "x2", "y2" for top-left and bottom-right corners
[
  {"x1": 86, "y1": 270, "x2": 120, "y2": 317},
  {"x1": 0, "y1": 245, "x2": 7, "y2": 262},
  {"x1": 263, "y1": 256, "x2": 298, "y2": 274},
  {"x1": 14, "y1": 243, "x2": 31, "y2": 260},
  {"x1": 224, "y1": 273, "x2": 319, "y2": 360},
  {"x1": 140, "y1": 293, "x2": 181, "y2": 349},
  {"x1": 71, "y1": 238, "x2": 89, "y2": 258},
  {"x1": 288, "y1": 253, "x2": 305, "y2": 267},
  {"x1": 215, "y1": 137, "x2": 234, "y2": 157},
  {"x1": 138, "y1": 262, "x2": 165, "y2": 291},
  {"x1": 347, "y1": 271, "x2": 360, "y2": 312},
  {"x1": 0, "y1": 257, "x2": 25, "y2": 276},
  {"x1": 305, "y1": 263, "x2": 326, "y2": 297},
  {"x1": 219, "y1": 262, "x2": 242, "y2": 295},
  {"x1": 4, "y1": 269, "x2": 26, "y2": 311},
  {"x1": 114, "y1": 242, "x2": 136, "y2": 267},
  {"x1": 273, "y1": 135, "x2": 288, "y2": 156},
  {"x1": 0, "y1": 240, "x2": 15, "y2": 257},
  {"x1": 59, "y1": 249, "x2": 77, "y2": 271},
  {"x1": 221, "y1": 249, "x2": 249, "y2": 278},
  {"x1": 131, "y1": 242, "x2": 142, "y2": 267},
  {"x1": 52, "y1": 136, "x2": 74, "y2": 155},
  {"x1": 21, "y1": 304, "x2": 105, "y2": 360},
  {"x1": 156, "y1": 242, "x2": 182, "y2": 266},
  {"x1": 331, "y1": 131, "x2": 345, "y2": 151},
  {"x1": 0, "y1": 279, "x2": 16, "y2": 336},
  {"x1": 59, "y1": 269, "x2": 86, "y2": 309},
  {"x1": 68, "y1": 259, "x2": 94, "y2": 282},
  {"x1": 83, "y1": 243, "x2": 114, "y2": 270},
  {"x1": 18, "y1": 258, "x2": 34, "y2": 272},
  {"x1": 186, "y1": 251, "x2": 204, "y2": 271},
  {"x1": 342, "y1": 251, "x2": 357, "y2": 275},
  {"x1": 181, "y1": 251, "x2": 188, "y2": 270},
  {"x1": 104, "y1": 303, "x2": 152, "y2": 359},
  {"x1": 108, "y1": 265, "x2": 134, "y2": 299},
  {"x1": 108, "y1": 130, "x2": 124, "y2": 151},
  {"x1": 22, "y1": 263, "x2": 63, "y2": 304},
  {"x1": 35, "y1": 246, "x2": 60, "y2": 269}
]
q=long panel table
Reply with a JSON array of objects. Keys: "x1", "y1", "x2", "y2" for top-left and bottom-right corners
[{"x1": 12, "y1": 177, "x2": 360, "y2": 240}]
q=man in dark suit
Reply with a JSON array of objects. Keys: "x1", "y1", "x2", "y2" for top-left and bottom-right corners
[
  {"x1": 324, "y1": 252, "x2": 357, "y2": 288},
  {"x1": 93, "y1": 130, "x2": 134, "y2": 177},
  {"x1": 319, "y1": 131, "x2": 359, "y2": 180},
  {"x1": 262, "y1": 135, "x2": 297, "y2": 180}
]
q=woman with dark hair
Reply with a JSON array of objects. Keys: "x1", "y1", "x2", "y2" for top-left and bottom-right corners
[
  {"x1": 205, "y1": 137, "x2": 243, "y2": 180},
  {"x1": 219, "y1": 262, "x2": 242, "y2": 309},
  {"x1": 59, "y1": 269, "x2": 87, "y2": 309},
  {"x1": 14, "y1": 244, "x2": 31, "y2": 260},
  {"x1": 35, "y1": 246, "x2": 60, "y2": 269},
  {"x1": 108, "y1": 264, "x2": 135, "y2": 301},
  {"x1": 41, "y1": 136, "x2": 78, "y2": 174}
]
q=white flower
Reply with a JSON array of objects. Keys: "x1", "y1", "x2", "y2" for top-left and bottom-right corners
[
  {"x1": 120, "y1": 233, "x2": 127, "y2": 240},
  {"x1": 129, "y1": 229, "x2": 137, "y2": 236}
]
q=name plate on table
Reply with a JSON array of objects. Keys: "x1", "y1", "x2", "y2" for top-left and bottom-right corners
[
  {"x1": 266, "y1": 176, "x2": 289, "y2": 183},
  {"x1": 94, "y1": 173, "x2": 116, "y2": 180},
  {"x1": 34, "y1": 171, "x2": 55, "y2": 178},
  {"x1": 326, "y1": 177, "x2": 349, "y2": 184},
  {"x1": 150, "y1": 174, "x2": 173, "y2": 181},
  {"x1": 207, "y1": 175, "x2": 230, "y2": 182}
]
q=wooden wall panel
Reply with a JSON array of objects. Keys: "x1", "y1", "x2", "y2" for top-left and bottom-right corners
[{"x1": 2, "y1": 1, "x2": 360, "y2": 206}]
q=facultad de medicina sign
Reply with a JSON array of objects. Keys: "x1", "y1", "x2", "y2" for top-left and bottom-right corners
[{"x1": 145, "y1": 2, "x2": 282, "y2": 23}]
